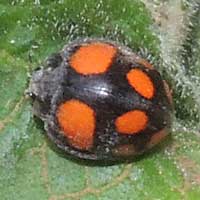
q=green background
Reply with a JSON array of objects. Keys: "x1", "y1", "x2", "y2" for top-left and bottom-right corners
[{"x1": 0, "y1": 1, "x2": 200, "y2": 200}]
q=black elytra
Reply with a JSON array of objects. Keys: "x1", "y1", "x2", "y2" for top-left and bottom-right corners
[{"x1": 28, "y1": 38, "x2": 173, "y2": 161}]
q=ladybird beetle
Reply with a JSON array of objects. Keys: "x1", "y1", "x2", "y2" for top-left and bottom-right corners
[{"x1": 28, "y1": 38, "x2": 173, "y2": 161}]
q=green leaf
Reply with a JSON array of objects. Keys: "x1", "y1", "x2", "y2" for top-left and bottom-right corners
[{"x1": 0, "y1": 1, "x2": 200, "y2": 200}]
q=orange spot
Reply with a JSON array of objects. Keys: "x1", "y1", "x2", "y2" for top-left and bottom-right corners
[
  {"x1": 56, "y1": 99, "x2": 95, "y2": 150},
  {"x1": 69, "y1": 42, "x2": 117, "y2": 75},
  {"x1": 115, "y1": 110, "x2": 148, "y2": 134},
  {"x1": 127, "y1": 69, "x2": 154, "y2": 99},
  {"x1": 136, "y1": 58, "x2": 154, "y2": 69},
  {"x1": 112, "y1": 144, "x2": 137, "y2": 157},
  {"x1": 163, "y1": 80, "x2": 173, "y2": 105},
  {"x1": 147, "y1": 129, "x2": 168, "y2": 148}
]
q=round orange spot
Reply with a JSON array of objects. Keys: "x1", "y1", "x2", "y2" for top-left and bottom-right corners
[
  {"x1": 127, "y1": 69, "x2": 154, "y2": 99},
  {"x1": 69, "y1": 42, "x2": 117, "y2": 75},
  {"x1": 56, "y1": 99, "x2": 95, "y2": 150},
  {"x1": 115, "y1": 110, "x2": 148, "y2": 134},
  {"x1": 147, "y1": 129, "x2": 168, "y2": 148},
  {"x1": 112, "y1": 144, "x2": 137, "y2": 157}
]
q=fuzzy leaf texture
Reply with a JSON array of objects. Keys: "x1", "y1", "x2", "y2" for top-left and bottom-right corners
[{"x1": 0, "y1": 1, "x2": 200, "y2": 200}]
